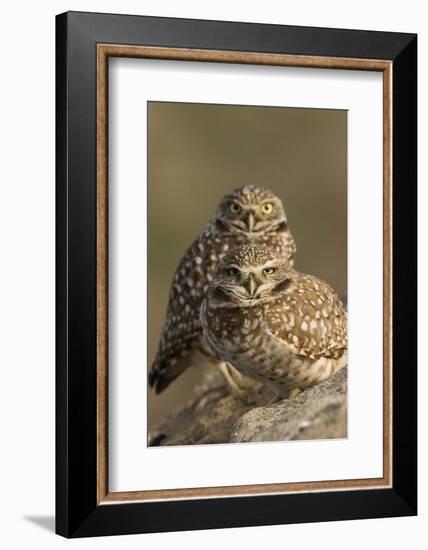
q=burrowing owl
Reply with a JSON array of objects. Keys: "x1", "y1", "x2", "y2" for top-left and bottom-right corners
[
  {"x1": 201, "y1": 244, "x2": 347, "y2": 403},
  {"x1": 149, "y1": 186, "x2": 296, "y2": 393}
]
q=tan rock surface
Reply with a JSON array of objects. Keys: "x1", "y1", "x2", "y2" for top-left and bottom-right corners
[{"x1": 150, "y1": 367, "x2": 347, "y2": 446}]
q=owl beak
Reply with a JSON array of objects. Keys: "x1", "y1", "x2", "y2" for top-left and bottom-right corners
[
  {"x1": 244, "y1": 275, "x2": 258, "y2": 298},
  {"x1": 245, "y1": 212, "x2": 256, "y2": 232}
]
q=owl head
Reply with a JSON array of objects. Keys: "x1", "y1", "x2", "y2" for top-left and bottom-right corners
[
  {"x1": 215, "y1": 185, "x2": 288, "y2": 234},
  {"x1": 211, "y1": 244, "x2": 291, "y2": 303}
]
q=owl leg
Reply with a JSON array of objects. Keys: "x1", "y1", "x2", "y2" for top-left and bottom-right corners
[{"x1": 218, "y1": 362, "x2": 249, "y2": 400}]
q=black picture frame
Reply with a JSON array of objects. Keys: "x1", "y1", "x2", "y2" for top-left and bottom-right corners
[{"x1": 56, "y1": 11, "x2": 417, "y2": 538}]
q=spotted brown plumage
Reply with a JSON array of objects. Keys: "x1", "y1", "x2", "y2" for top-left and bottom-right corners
[
  {"x1": 149, "y1": 186, "x2": 297, "y2": 393},
  {"x1": 200, "y1": 244, "x2": 347, "y2": 402}
]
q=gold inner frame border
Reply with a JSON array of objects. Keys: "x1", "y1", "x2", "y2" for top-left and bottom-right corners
[{"x1": 96, "y1": 44, "x2": 393, "y2": 504}]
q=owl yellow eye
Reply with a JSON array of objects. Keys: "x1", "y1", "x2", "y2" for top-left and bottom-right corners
[
  {"x1": 263, "y1": 267, "x2": 277, "y2": 275},
  {"x1": 229, "y1": 202, "x2": 241, "y2": 214},
  {"x1": 261, "y1": 203, "x2": 273, "y2": 214},
  {"x1": 226, "y1": 267, "x2": 239, "y2": 276}
]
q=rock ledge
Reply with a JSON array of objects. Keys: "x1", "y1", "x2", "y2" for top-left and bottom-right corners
[{"x1": 150, "y1": 367, "x2": 347, "y2": 446}]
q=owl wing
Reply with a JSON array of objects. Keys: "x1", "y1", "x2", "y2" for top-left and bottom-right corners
[
  {"x1": 149, "y1": 226, "x2": 220, "y2": 393},
  {"x1": 276, "y1": 223, "x2": 297, "y2": 265},
  {"x1": 285, "y1": 228, "x2": 297, "y2": 266},
  {"x1": 265, "y1": 274, "x2": 347, "y2": 360}
]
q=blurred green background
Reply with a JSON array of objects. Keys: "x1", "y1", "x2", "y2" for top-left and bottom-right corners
[{"x1": 148, "y1": 102, "x2": 347, "y2": 427}]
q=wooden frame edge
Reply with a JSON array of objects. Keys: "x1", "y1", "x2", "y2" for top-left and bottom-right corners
[
  {"x1": 96, "y1": 44, "x2": 393, "y2": 504},
  {"x1": 383, "y1": 62, "x2": 393, "y2": 489},
  {"x1": 97, "y1": 45, "x2": 109, "y2": 503},
  {"x1": 98, "y1": 44, "x2": 391, "y2": 71}
]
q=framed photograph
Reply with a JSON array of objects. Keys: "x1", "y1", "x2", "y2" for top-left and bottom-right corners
[{"x1": 56, "y1": 11, "x2": 417, "y2": 537}]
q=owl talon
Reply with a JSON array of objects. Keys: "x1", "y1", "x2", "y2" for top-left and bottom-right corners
[{"x1": 288, "y1": 387, "x2": 302, "y2": 399}]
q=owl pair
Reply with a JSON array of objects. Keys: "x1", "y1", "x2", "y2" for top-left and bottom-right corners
[{"x1": 149, "y1": 185, "x2": 347, "y2": 404}]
